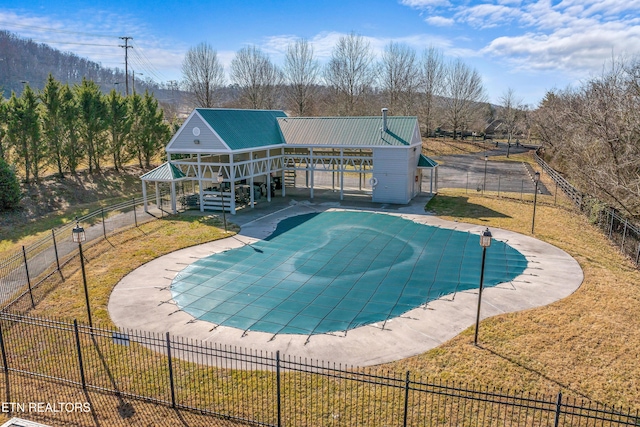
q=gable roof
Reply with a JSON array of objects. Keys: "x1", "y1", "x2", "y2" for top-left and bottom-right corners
[
  {"x1": 196, "y1": 108, "x2": 287, "y2": 150},
  {"x1": 140, "y1": 162, "x2": 186, "y2": 182},
  {"x1": 277, "y1": 116, "x2": 419, "y2": 147},
  {"x1": 418, "y1": 154, "x2": 438, "y2": 168}
]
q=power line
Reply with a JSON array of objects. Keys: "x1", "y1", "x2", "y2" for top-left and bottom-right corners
[{"x1": 119, "y1": 36, "x2": 133, "y2": 95}]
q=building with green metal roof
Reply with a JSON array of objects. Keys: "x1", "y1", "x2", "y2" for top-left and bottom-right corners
[{"x1": 141, "y1": 108, "x2": 437, "y2": 214}]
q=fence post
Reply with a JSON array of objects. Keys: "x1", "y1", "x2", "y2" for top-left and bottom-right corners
[
  {"x1": 166, "y1": 332, "x2": 176, "y2": 408},
  {"x1": 609, "y1": 210, "x2": 614, "y2": 238},
  {"x1": 101, "y1": 207, "x2": 107, "y2": 239},
  {"x1": 276, "y1": 351, "x2": 282, "y2": 427},
  {"x1": 554, "y1": 392, "x2": 563, "y2": 427},
  {"x1": 0, "y1": 321, "x2": 8, "y2": 372},
  {"x1": 554, "y1": 181, "x2": 558, "y2": 205},
  {"x1": 21, "y1": 246, "x2": 35, "y2": 308},
  {"x1": 403, "y1": 371, "x2": 410, "y2": 427},
  {"x1": 51, "y1": 229, "x2": 61, "y2": 272},
  {"x1": 635, "y1": 242, "x2": 640, "y2": 266},
  {"x1": 133, "y1": 198, "x2": 138, "y2": 228},
  {"x1": 621, "y1": 219, "x2": 628, "y2": 252},
  {"x1": 73, "y1": 320, "x2": 86, "y2": 389}
]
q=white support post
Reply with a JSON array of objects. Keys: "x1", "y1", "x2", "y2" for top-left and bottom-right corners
[
  {"x1": 281, "y1": 147, "x2": 286, "y2": 197},
  {"x1": 340, "y1": 148, "x2": 344, "y2": 200},
  {"x1": 170, "y1": 182, "x2": 177, "y2": 214},
  {"x1": 155, "y1": 182, "x2": 160, "y2": 209},
  {"x1": 310, "y1": 147, "x2": 314, "y2": 199},
  {"x1": 142, "y1": 181, "x2": 148, "y2": 213},
  {"x1": 250, "y1": 151, "x2": 255, "y2": 208},
  {"x1": 230, "y1": 155, "x2": 236, "y2": 214},
  {"x1": 198, "y1": 154, "x2": 204, "y2": 212}
]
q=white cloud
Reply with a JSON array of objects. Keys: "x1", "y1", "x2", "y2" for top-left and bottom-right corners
[
  {"x1": 454, "y1": 4, "x2": 523, "y2": 29},
  {"x1": 483, "y1": 21, "x2": 640, "y2": 73},
  {"x1": 425, "y1": 16, "x2": 455, "y2": 26},
  {"x1": 399, "y1": 0, "x2": 451, "y2": 8}
]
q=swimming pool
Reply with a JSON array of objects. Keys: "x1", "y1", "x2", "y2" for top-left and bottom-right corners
[{"x1": 171, "y1": 211, "x2": 528, "y2": 336}]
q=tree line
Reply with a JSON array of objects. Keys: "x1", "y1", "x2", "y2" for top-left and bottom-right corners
[
  {"x1": 533, "y1": 57, "x2": 640, "y2": 219},
  {"x1": 0, "y1": 74, "x2": 171, "y2": 185},
  {"x1": 181, "y1": 33, "x2": 521, "y2": 139}
]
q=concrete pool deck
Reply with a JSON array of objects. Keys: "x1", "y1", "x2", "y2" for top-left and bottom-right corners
[{"x1": 108, "y1": 195, "x2": 584, "y2": 366}]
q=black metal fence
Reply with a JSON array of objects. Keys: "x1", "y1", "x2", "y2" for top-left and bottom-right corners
[
  {"x1": 0, "y1": 194, "x2": 175, "y2": 314},
  {"x1": 0, "y1": 313, "x2": 638, "y2": 427},
  {"x1": 534, "y1": 152, "x2": 640, "y2": 269}
]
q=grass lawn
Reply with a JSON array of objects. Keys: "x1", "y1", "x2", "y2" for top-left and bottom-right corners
[
  {"x1": 384, "y1": 188, "x2": 640, "y2": 410},
  {"x1": 2, "y1": 144, "x2": 639, "y2": 424}
]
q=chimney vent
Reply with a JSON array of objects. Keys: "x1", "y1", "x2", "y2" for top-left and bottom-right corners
[{"x1": 381, "y1": 108, "x2": 388, "y2": 132}]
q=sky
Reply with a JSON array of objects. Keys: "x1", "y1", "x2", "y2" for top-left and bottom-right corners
[{"x1": 1, "y1": 0, "x2": 640, "y2": 106}]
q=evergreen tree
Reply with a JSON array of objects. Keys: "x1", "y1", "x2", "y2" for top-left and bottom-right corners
[
  {"x1": 138, "y1": 91, "x2": 170, "y2": 168},
  {"x1": 105, "y1": 89, "x2": 131, "y2": 171},
  {"x1": 0, "y1": 98, "x2": 6, "y2": 160},
  {"x1": 0, "y1": 157, "x2": 20, "y2": 211},
  {"x1": 6, "y1": 85, "x2": 42, "y2": 183},
  {"x1": 59, "y1": 84, "x2": 83, "y2": 174},
  {"x1": 76, "y1": 78, "x2": 107, "y2": 173},
  {"x1": 40, "y1": 74, "x2": 65, "y2": 176}
]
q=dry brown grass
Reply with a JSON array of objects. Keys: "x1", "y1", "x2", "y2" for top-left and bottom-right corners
[
  {"x1": 4, "y1": 179, "x2": 640, "y2": 422},
  {"x1": 422, "y1": 138, "x2": 488, "y2": 156},
  {"x1": 385, "y1": 188, "x2": 640, "y2": 409},
  {"x1": 24, "y1": 214, "x2": 238, "y2": 324}
]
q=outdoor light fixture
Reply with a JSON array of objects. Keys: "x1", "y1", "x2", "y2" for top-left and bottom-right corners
[
  {"x1": 217, "y1": 171, "x2": 228, "y2": 233},
  {"x1": 72, "y1": 217, "x2": 92, "y2": 327},
  {"x1": 532, "y1": 171, "x2": 540, "y2": 234},
  {"x1": 483, "y1": 155, "x2": 488, "y2": 195},
  {"x1": 474, "y1": 227, "x2": 492, "y2": 346},
  {"x1": 72, "y1": 219, "x2": 86, "y2": 243}
]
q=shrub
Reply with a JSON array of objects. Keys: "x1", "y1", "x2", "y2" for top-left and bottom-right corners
[{"x1": 0, "y1": 158, "x2": 21, "y2": 211}]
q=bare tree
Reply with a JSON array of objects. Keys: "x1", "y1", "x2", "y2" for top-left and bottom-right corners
[
  {"x1": 324, "y1": 32, "x2": 376, "y2": 115},
  {"x1": 181, "y1": 42, "x2": 225, "y2": 108},
  {"x1": 231, "y1": 45, "x2": 282, "y2": 110},
  {"x1": 498, "y1": 87, "x2": 524, "y2": 157},
  {"x1": 441, "y1": 59, "x2": 486, "y2": 139},
  {"x1": 378, "y1": 42, "x2": 420, "y2": 115},
  {"x1": 283, "y1": 39, "x2": 320, "y2": 116},
  {"x1": 419, "y1": 46, "x2": 445, "y2": 136},
  {"x1": 535, "y1": 57, "x2": 640, "y2": 217}
]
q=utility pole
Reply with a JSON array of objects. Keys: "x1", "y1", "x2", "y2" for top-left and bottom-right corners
[{"x1": 119, "y1": 36, "x2": 133, "y2": 95}]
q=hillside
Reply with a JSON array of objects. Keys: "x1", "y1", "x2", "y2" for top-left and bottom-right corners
[{"x1": 0, "y1": 165, "x2": 149, "y2": 248}]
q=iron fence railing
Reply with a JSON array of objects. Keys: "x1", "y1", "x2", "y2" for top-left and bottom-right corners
[
  {"x1": 534, "y1": 151, "x2": 640, "y2": 269},
  {"x1": 0, "y1": 192, "x2": 176, "y2": 313},
  {"x1": 0, "y1": 313, "x2": 639, "y2": 427}
]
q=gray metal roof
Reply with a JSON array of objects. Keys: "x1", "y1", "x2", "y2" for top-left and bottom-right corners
[
  {"x1": 277, "y1": 116, "x2": 419, "y2": 147},
  {"x1": 140, "y1": 162, "x2": 186, "y2": 182}
]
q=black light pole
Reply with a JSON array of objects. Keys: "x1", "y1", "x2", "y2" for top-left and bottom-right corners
[
  {"x1": 483, "y1": 155, "x2": 488, "y2": 195},
  {"x1": 474, "y1": 228, "x2": 492, "y2": 346},
  {"x1": 217, "y1": 171, "x2": 227, "y2": 233},
  {"x1": 532, "y1": 171, "x2": 540, "y2": 234},
  {"x1": 72, "y1": 217, "x2": 92, "y2": 328}
]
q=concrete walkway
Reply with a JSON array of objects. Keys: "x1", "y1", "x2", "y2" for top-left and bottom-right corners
[{"x1": 108, "y1": 195, "x2": 583, "y2": 366}]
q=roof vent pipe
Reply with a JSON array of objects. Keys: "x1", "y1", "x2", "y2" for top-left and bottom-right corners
[{"x1": 382, "y1": 108, "x2": 388, "y2": 132}]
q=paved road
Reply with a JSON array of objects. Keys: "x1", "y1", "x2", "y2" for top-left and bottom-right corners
[{"x1": 433, "y1": 142, "x2": 551, "y2": 195}]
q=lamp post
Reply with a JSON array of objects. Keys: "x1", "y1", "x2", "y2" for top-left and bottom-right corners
[
  {"x1": 474, "y1": 227, "x2": 492, "y2": 346},
  {"x1": 72, "y1": 217, "x2": 93, "y2": 328},
  {"x1": 483, "y1": 155, "x2": 488, "y2": 195},
  {"x1": 532, "y1": 171, "x2": 540, "y2": 234},
  {"x1": 217, "y1": 171, "x2": 227, "y2": 233}
]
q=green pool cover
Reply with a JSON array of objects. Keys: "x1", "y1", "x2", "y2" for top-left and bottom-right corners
[{"x1": 171, "y1": 211, "x2": 528, "y2": 336}]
